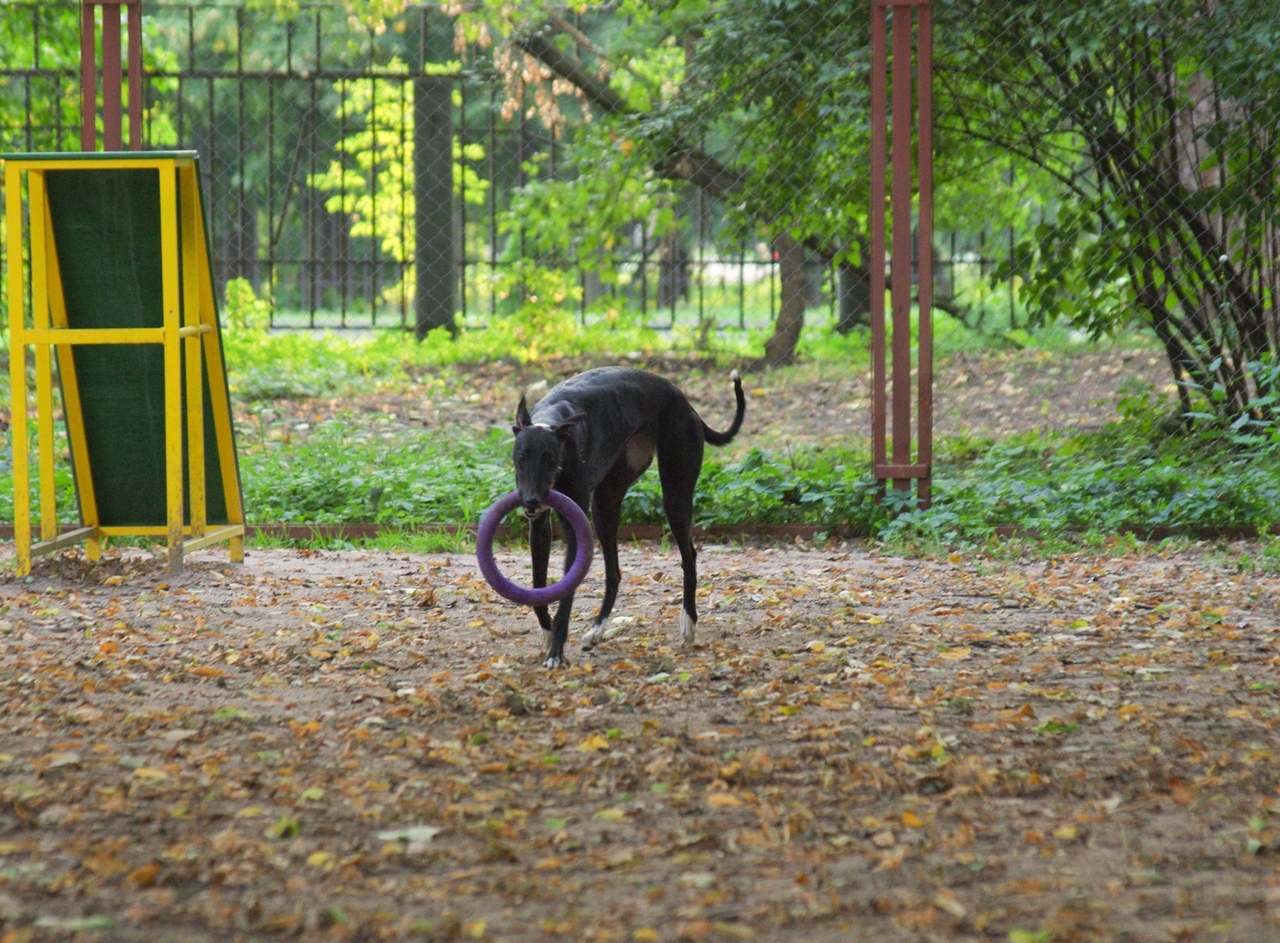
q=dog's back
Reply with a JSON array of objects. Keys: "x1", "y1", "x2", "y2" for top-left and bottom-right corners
[{"x1": 532, "y1": 368, "x2": 689, "y2": 467}]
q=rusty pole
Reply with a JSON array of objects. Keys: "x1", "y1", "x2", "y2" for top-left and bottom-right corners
[
  {"x1": 80, "y1": 0, "x2": 143, "y2": 151},
  {"x1": 869, "y1": 0, "x2": 933, "y2": 508}
]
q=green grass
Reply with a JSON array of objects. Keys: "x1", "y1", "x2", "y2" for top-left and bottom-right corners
[{"x1": 2, "y1": 313, "x2": 1276, "y2": 555}]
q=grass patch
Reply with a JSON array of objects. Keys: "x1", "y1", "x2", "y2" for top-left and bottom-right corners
[
  {"x1": 2, "y1": 319, "x2": 1275, "y2": 554},
  {"x1": 2, "y1": 382, "x2": 1275, "y2": 551}
]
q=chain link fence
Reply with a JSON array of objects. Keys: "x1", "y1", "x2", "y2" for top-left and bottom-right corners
[
  {"x1": 4, "y1": 0, "x2": 1274, "y2": 442},
  {"x1": 0, "y1": 1, "x2": 880, "y2": 335},
  {"x1": 934, "y1": 1, "x2": 1279, "y2": 437}
]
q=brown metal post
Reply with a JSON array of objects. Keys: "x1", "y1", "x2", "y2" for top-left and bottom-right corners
[
  {"x1": 869, "y1": 0, "x2": 933, "y2": 508},
  {"x1": 80, "y1": 0, "x2": 143, "y2": 152},
  {"x1": 128, "y1": 2, "x2": 143, "y2": 150},
  {"x1": 869, "y1": 4, "x2": 887, "y2": 481},
  {"x1": 80, "y1": 2, "x2": 96, "y2": 150},
  {"x1": 890, "y1": 4, "x2": 912, "y2": 495},
  {"x1": 915, "y1": 2, "x2": 933, "y2": 507},
  {"x1": 101, "y1": 4, "x2": 123, "y2": 151}
]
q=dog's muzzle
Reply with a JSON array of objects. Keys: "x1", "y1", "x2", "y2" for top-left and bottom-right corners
[{"x1": 521, "y1": 500, "x2": 549, "y2": 520}]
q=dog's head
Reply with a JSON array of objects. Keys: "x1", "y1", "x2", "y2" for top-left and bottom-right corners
[{"x1": 511, "y1": 396, "x2": 584, "y2": 516}]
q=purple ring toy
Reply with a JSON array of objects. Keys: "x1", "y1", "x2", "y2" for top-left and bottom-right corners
[{"x1": 476, "y1": 490, "x2": 594, "y2": 607}]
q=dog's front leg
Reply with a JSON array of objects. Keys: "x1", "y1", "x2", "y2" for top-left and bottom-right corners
[
  {"x1": 529, "y1": 512, "x2": 554, "y2": 655},
  {"x1": 543, "y1": 509, "x2": 580, "y2": 669}
]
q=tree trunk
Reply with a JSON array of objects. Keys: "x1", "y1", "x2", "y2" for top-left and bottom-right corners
[
  {"x1": 836, "y1": 258, "x2": 872, "y2": 333},
  {"x1": 657, "y1": 237, "x2": 690, "y2": 308},
  {"x1": 763, "y1": 233, "x2": 807, "y2": 366},
  {"x1": 413, "y1": 75, "x2": 458, "y2": 339}
]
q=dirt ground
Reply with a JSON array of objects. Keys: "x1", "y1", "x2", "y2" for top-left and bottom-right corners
[
  {"x1": 1, "y1": 537, "x2": 1278, "y2": 942},
  {"x1": 255, "y1": 345, "x2": 1174, "y2": 450}
]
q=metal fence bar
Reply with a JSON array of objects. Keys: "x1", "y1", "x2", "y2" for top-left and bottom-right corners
[
  {"x1": 915, "y1": 0, "x2": 934, "y2": 509},
  {"x1": 869, "y1": 3, "x2": 888, "y2": 478},
  {"x1": 871, "y1": 0, "x2": 932, "y2": 506},
  {"x1": 3, "y1": 0, "x2": 965, "y2": 341}
]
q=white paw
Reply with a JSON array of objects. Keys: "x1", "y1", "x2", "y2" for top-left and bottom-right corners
[
  {"x1": 543, "y1": 654, "x2": 566, "y2": 669},
  {"x1": 679, "y1": 608, "x2": 696, "y2": 646},
  {"x1": 582, "y1": 622, "x2": 605, "y2": 651}
]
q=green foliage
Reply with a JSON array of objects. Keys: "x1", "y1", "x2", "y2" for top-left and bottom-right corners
[
  {"x1": 217, "y1": 321, "x2": 677, "y2": 404},
  {"x1": 222, "y1": 278, "x2": 272, "y2": 333},
  {"x1": 499, "y1": 126, "x2": 679, "y2": 293},
  {"x1": 619, "y1": 446, "x2": 887, "y2": 530},
  {"x1": 946, "y1": 0, "x2": 1280, "y2": 423},
  {"x1": 882, "y1": 394, "x2": 1280, "y2": 549},
  {"x1": 222, "y1": 330, "x2": 371, "y2": 401},
  {"x1": 242, "y1": 422, "x2": 512, "y2": 525},
  {"x1": 307, "y1": 59, "x2": 487, "y2": 309}
]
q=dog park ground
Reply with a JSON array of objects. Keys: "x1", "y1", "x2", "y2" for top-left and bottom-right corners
[{"x1": 1, "y1": 535, "x2": 1278, "y2": 943}]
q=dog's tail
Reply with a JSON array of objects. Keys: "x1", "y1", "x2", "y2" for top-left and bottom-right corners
[{"x1": 702, "y1": 370, "x2": 746, "y2": 446}]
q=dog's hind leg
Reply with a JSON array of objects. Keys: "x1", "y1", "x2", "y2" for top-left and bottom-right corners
[
  {"x1": 529, "y1": 512, "x2": 554, "y2": 654},
  {"x1": 657, "y1": 421, "x2": 704, "y2": 647},
  {"x1": 583, "y1": 470, "x2": 628, "y2": 652}
]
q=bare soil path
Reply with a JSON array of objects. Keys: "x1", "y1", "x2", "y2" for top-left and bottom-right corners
[
  {"x1": 1, "y1": 539, "x2": 1277, "y2": 942},
  {"x1": 244, "y1": 345, "x2": 1173, "y2": 450}
]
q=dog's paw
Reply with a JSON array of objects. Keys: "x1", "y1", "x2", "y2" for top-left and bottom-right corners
[
  {"x1": 679, "y1": 608, "x2": 697, "y2": 647},
  {"x1": 581, "y1": 622, "x2": 605, "y2": 651},
  {"x1": 542, "y1": 654, "x2": 567, "y2": 669}
]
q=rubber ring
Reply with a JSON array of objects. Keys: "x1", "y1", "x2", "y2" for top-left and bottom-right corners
[{"x1": 476, "y1": 490, "x2": 594, "y2": 606}]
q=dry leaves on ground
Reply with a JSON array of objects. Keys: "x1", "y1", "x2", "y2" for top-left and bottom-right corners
[{"x1": 0, "y1": 540, "x2": 1277, "y2": 942}]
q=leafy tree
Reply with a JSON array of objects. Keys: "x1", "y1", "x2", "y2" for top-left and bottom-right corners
[
  {"x1": 307, "y1": 60, "x2": 488, "y2": 310},
  {"x1": 940, "y1": 0, "x2": 1280, "y2": 424},
  {"x1": 513, "y1": 1, "x2": 871, "y2": 364},
  {"x1": 457, "y1": 0, "x2": 1031, "y2": 364}
]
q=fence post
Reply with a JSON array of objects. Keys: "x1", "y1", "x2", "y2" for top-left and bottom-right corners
[
  {"x1": 81, "y1": 0, "x2": 143, "y2": 152},
  {"x1": 870, "y1": 0, "x2": 933, "y2": 508},
  {"x1": 413, "y1": 75, "x2": 457, "y2": 339}
]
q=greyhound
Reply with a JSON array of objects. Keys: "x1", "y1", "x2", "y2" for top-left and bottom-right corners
[{"x1": 511, "y1": 367, "x2": 746, "y2": 668}]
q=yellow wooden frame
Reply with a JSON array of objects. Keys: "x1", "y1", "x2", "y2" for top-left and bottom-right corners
[{"x1": 5, "y1": 154, "x2": 244, "y2": 574}]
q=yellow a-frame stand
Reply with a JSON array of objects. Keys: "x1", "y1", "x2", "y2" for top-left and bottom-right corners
[{"x1": 5, "y1": 152, "x2": 244, "y2": 574}]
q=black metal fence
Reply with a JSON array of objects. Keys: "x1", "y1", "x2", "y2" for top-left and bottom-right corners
[{"x1": 0, "y1": 1, "x2": 1021, "y2": 334}]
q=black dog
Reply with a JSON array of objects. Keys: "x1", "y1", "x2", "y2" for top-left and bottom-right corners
[{"x1": 511, "y1": 367, "x2": 745, "y2": 667}]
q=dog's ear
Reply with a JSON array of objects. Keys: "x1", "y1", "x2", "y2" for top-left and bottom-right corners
[
  {"x1": 551, "y1": 410, "x2": 586, "y2": 438},
  {"x1": 512, "y1": 395, "x2": 532, "y2": 434}
]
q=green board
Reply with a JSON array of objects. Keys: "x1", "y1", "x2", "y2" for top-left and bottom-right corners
[{"x1": 39, "y1": 157, "x2": 239, "y2": 527}]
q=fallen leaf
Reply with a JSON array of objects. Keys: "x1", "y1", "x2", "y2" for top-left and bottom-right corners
[
  {"x1": 126, "y1": 863, "x2": 160, "y2": 888},
  {"x1": 376, "y1": 825, "x2": 442, "y2": 843},
  {"x1": 903, "y1": 810, "x2": 930, "y2": 829},
  {"x1": 307, "y1": 850, "x2": 334, "y2": 869}
]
